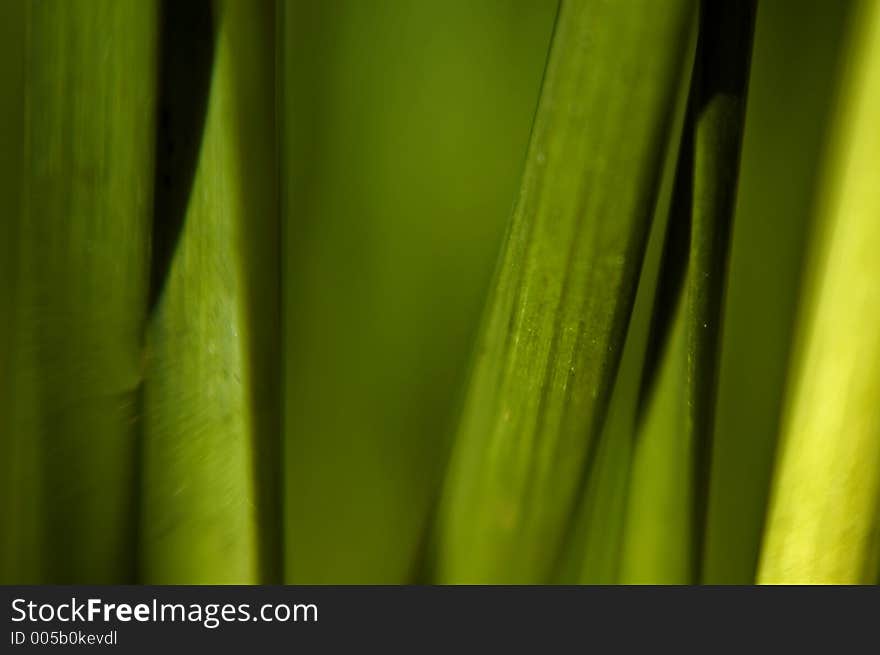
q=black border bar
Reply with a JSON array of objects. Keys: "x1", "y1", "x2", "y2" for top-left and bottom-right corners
[{"x1": 2, "y1": 585, "x2": 875, "y2": 652}]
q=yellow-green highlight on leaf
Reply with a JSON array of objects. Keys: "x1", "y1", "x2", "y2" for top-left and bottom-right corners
[
  {"x1": 436, "y1": 0, "x2": 696, "y2": 583},
  {"x1": 0, "y1": 0, "x2": 159, "y2": 583},
  {"x1": 758, "y1": 0, "x2": 880, "y2": 584},
  {"x1": 703, "y1": 0, "x2": 854, "y2": 585},
  {"x1": 618, "y1": 294, "x2": 691, "y2": 583},
  {"x1": 279, "y1": 0, "x2": 557, "y2": 583},
  {"x1": 140, "y1": 0, "x2": 276, "y2": 584}
]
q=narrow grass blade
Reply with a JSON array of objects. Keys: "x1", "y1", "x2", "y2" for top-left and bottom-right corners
[
  {"x1": 703, "y1": 0, "x2": 854, "y2": 584},
  {"x1": 0, "y1": 0, "x2": 158, "y2": 583},
  {"x1": 554, "y1": 37, "x2": 695, "y2": 582},
  {"x1": 140, "y1": 0, "x2": 277, "y2": 583},
  {"x1": 758, "y1": 0, "x2": 880, "y2": 584},
  {"x1": 556, "y1": 121, "x2": 688, "y2": 582},
  {"x1": 619, "y1": 0, "x2": 756, "y2": 584},
  {"x1": 436, "y1": 0, "x2": 696, "y2": 583}
]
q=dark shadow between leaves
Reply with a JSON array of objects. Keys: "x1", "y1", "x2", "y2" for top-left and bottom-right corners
[
  {"x1": 133, "y1": 0, "x2": 217, "y2": 582},
  {"x1": 147, "y1": 0, "x2": 217, "y2": 315},
  {"x1": 634, "y1": 103, "x2": 694, "y2": 426}
]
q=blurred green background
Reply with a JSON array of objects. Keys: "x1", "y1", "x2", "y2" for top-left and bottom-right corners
[{"x1": 280, "y1": 0, "x2": 557, "y2": 583}]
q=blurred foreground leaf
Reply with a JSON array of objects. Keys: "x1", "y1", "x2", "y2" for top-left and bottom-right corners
[
  {"x1": 703, "y1": 0, "x2": 854, "y2": 584},
  {"x1": 0, "y1": 0, "x2": 159, "y2": 583},
  {"x1": 758, "y1": 0, "x2": 880, "y2": 584}
]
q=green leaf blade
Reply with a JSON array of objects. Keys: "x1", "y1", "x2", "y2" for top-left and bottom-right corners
[
  {"x1": 619, "y1": 0, "x2": 756, "y2": 584},
  {"x1": 1, "y1": 0, "x2": 159, "y2": 583},
  {"x1": 140, "y1": 0, "x2": 277, "y2": 584},
  {"x1": 703, "y1": 0, "x2": 855, "y2": 585},
  {"x1": 437, "y1": 0, "x2": 696, "y2": 583},
  {"x1": 758, "y1": 0, "x2": 880, "y2": 584}
]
